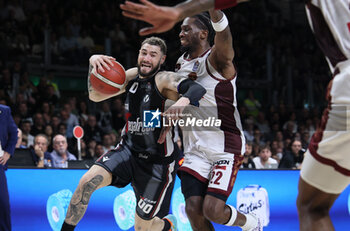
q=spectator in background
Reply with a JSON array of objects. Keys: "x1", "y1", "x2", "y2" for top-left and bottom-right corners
[
  {"x1": 77, "y1": 29, "x2": 95, "y2": 60},
  {"x1": 109, "y1": 23, "x2": 126, "y2": 45},
  {"x1": 17, "y1": 102, "x2": 32, "y2": 123},
  {"x1": 45, "y1": 70, "x2": 60, "y2": 99},
  {"x1": 83, "y1": 115, "x2": 102, "y2": 143},
  {"x1": 58, "y1": 123, "x2": 67, "y2": 136},
  {"x1": 30, "y1": 134, "x2": 52, "y2": 168},
  {"x1": 275, "y1": 131, "x2": 284, "y2": 143},
  {"x1": 255, "y1": 111, "x2": 270, "y2": 136},
  {"x1": 72, "y1": 138, "x2": 89, "y2": 160},
  {"x1": 252, "y1": 127, "x2": 266, "y2": 146},
  {"x1": 243, "y1": 118, "x2": 254, "y2": 142},
  {"x1": 241, "y1": 142, "x2": 255, "y2": 169},
  {"x1": 111, "y1": 97, "x2": 126, "y2": 131},
  {"x1": 36, "y1": 76, "x2": 50, "y2": 100},
  {"x1": 244, "y1": 90, "x2": 261, "y2": 118},
  {"x1": 40, "y1": 101, "x2": 52, "y2": 124},
  {"x1": 269, "y1": 112, "x2": 282, "y2": 131},
  {"x1": 279, "y1": 139, "x2": 305, "y2": 169},
  {"x1": 12, "y1": 113, "x2": 21, "y2": 127},
  {"x1": 67, "y1": 97, "x2": 78, "y2": 116},
  {"x1": 42, "y1": 85, "x2": 59, "y2": 107},
  {"x1": 101, "y1": 133, "x2": 114, "y2": 153},
  {"x1": 77, "y1": 100, "x2": 89, "y2": 126},
  {"x1": 301, "y1": 130, "x2": 310, "y2": 150},
  {"x1": 50, "y1": 134, "x2": 76, "y2": 168},
  {"x1": 94, "y1": 143, "x2": 105, "y2": 160},
  {"x1": 20, "y1": 120, "x2": 34, "y2": 147},
  {"x1": 7, "y1": 0, "x2": 26, "y2": 22},
  {"x1": 86, "y1": 139, "x2": 97, "y2": 160},
  {"x1": 58, "y1": 27, "x2": 80, "y2": 65},
  {"x1": 253, "y1": 145, "x2": 278, "y2": 169},
  {"x1": 96, "y1": 101, "x2": 113, "y2": 134},
  {"x1": 61, "y1": 103, "x2": 79, "y2": 139},
  {"x1": 0, "y1": 104, "x2": 18, "y2": 231},
  {"x1": 17, "y1": 71, "x2": 37, "y2": 107},
  {"x1": 10, "y1": 61, "x2": 22, "y2": 98},
  {"x1": 44, "y1": 124, "x2": 54, "y2": 151},
  {"x1": 31, "y1": 112, "x2": 45, "y2": 136},
  {"x1": 109, "y1": 132, "x2": 121, "y2": 146},
  {"x1": 0, "y1": 68, "x2": 15, "y2": 105},
  {"x1": 50, "y1": 114, "x2": 61, "y2": 135},
  {"x1": 283, "y1": 121, "x2": 297, "y2": 140},
  {"x1": 15, "y1": 128, "x2": 26, "y2": 148},
  {"x1": 282, "y1": 112, "x2": 298, "y2": 133},
  {"x1": 275, "y1": 147, "x2": 284, "y2": 164}
]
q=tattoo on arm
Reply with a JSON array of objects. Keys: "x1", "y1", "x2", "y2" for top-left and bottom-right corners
[
  {"x1": 65, "y1": 175, "x2": 104, "y2": 225},
  {"x1": 160, "y1": 72, "x2": 186, "y2": 89},
  {"x1": 171, "y1": 74, "x2": 186, "y2": 89}
]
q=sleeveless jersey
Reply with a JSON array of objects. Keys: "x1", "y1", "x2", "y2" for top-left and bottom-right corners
[
  {"x1": 305, "y1": 0, "x2": 350, "y2": 69},
  {"x1": 122, "y1": 75, "x2": 174, "y2": 158},
  {"x1": 175, "y1": 49, "x2": 245, "y2": 155}
]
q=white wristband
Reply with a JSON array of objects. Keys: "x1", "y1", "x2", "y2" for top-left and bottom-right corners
[{"x1": 211, "y1": 13, "x2": 228, "y2": 32}]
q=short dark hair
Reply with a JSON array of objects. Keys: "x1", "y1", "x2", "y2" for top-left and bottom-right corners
[
  {"x1": 192, "y1": 12, "x2": 215, "y2": 46},
  {"x1": 141, "y1": 37, "x2": 167, "y2": 55}
]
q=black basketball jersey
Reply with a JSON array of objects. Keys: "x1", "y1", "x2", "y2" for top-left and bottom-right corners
[{"x1": 122, "y1": 74, "x2": 175, "y2": 160}]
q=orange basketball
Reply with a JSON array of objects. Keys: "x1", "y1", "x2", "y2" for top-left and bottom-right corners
[{"x1": 90, "y1": 60, "x2": 126, "y2": 95}]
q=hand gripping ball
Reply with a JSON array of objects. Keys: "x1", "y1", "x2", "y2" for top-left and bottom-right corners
[{"x1": 90, "y1": 60, "x2": 126, "y2": 94}]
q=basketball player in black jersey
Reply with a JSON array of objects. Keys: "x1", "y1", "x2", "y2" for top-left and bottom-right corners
[{"x1": 61, "y1": 37, "x2": 206, "y2": 231}]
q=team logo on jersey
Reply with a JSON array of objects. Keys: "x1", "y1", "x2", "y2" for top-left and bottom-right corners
[
  {"x1": 188, "y1": 60, "x2": 200, "y2": 80},
  {"x1": 175, "y1": 63, "x2": 181, "y2": 72},
  {"x1": 143, "y1": 109, "x2": 161, "y2": 128},
  {"x1": 192, "y1": 61, "x2": 200, "y2": 72}
]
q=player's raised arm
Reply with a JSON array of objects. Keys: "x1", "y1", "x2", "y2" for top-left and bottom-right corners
[
  {"x1": 88, "y1": 55, "x2": 137, "y2": 102},
  {"x1": 207, "y1": 9, "x2": 236, "y2": 79},
  {"x1": 120, "y1": 0, "x2": 248, "y2": 36}
]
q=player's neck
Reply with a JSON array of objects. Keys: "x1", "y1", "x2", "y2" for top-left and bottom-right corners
[{"x1": 186, "y1": 45, "x2": 211, "y2": 60}]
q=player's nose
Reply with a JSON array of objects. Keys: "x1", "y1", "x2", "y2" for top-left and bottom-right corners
[{"x1": 179, "y1": 30, "x2": 185, "y2": 38}]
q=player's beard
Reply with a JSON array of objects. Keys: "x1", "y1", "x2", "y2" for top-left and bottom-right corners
[
  {"x1": 180, "y1": 37, "x2": 200, "y2": 54},
  {"x1": 137, "y1": 60, "x2": 161, "y2": 78}
]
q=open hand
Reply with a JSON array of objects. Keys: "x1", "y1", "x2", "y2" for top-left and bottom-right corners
[{"x1": 120, "y1": 0, "x2": 180, "y2": 36}]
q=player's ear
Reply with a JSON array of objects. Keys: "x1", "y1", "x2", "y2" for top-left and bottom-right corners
[
  {"x1": 160, "y1": 55, "x2": 166, "y2": 65},
  {"x1": 200, "y1": 30, "x2": 208, "y2": 41}
]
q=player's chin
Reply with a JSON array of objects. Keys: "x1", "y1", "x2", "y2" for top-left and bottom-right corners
[
  {"x1": 140, "y1": 66, "x2": 152, "y2": 73},
  {"x1": 140, "y1": 69, "x2": 155, "y2": 77},
  {"x1": 180, "y1": 44, "x2": 190, "y2": 53}
]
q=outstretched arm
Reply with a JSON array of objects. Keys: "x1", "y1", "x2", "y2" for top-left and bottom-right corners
[
  {"x1": 88, "y1": 55, "x2": 137, "y2": 102},
  {"x1": 207, "y1": 9, "x2": 236, "y2": 79},
  {"x1": 120, "y1": 0, "x2": 249, "y2": 36}
]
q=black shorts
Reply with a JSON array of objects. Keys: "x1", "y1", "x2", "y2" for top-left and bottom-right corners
[
  {"x1": 95, "y1": 144, "x2": 179, "y2": 219},
  {"x1": 179, "y1": 171, "x2": 228, "y2": 202}
]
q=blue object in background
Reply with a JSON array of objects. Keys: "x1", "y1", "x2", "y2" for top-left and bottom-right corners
[
  {"x1": 7, "y1": 169, "x2": 350, "y2": 231},
  {"x1": 171, "y1": 187, "x2": 192, "y2": 231},
  {"x1": 348, "y1": 191, "x2": 350, "y2": 216},
  {"x1": 47, "y1": 189, "x2": 73, "y2": 231},
  {"x1": 113, "y1": 190, "x2": 136, "y2": 230}
]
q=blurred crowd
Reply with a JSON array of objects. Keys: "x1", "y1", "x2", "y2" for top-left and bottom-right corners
[{"x1": 0, "y1": 0, "x2": 332, "y2": 169}]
